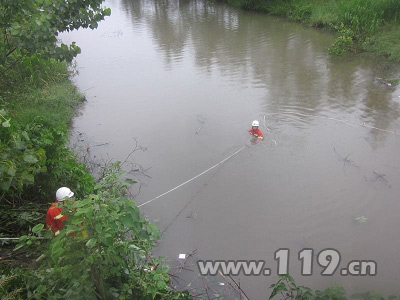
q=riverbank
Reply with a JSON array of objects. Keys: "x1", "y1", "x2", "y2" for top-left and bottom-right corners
[
  {"x1": 1, "y1": 59, "x2": 93, "y2": 205},
  {"x1": 0, "y1": 0, "x2": 192, "y2": 297},
  {"x1": 0, "y1": 59, "x2": 95, "y2": 244},
  {"x1": 222, "y1": 0, "x2": 400, "y2": 61},
  {"x1": 0, "y1": 59, "x2": 191, "y2": 299}
]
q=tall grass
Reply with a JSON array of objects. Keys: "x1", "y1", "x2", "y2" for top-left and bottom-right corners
[
  {"x1": 234, "y1": 0, "x2": 400, "y2": 32},
  {"x1": 19, "y1": 55, "x2": 70, "y2": 86},
  {"x1": 0, "y1": 51, "x2": 70, "y2": 97},
  {"x1": 9, "y1": 80, "x2": 85, "y2": 126},
  {"x1": 0, "y1": 54, "x2": 79, "y2": 127},
  {"x1": 337, "y1": 0, "x2": 400, "y2": 36}
]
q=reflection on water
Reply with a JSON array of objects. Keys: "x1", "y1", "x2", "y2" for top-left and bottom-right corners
[
  {"x1": 121, "y1": 0, "x2": 399, "y2": 145},
  {"x1": 62, "y1": 0, "x2": 400, "y2": 297}
]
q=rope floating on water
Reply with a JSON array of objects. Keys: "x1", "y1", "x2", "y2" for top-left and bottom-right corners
[
  {"x1": 140, "y1": 110, "x2": 394, "y2": 208},
  {"x1": 263, "y1": 112, "x2": 400, "y2": 135},
  {"x1": 137, "y1": 146, "x2": 245, "y2": 208}
]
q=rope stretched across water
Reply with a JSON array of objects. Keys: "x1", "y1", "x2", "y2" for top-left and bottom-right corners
[
  {"x1": 137, "y1": 146, "x2": 245, "y2": 208},
  {"x1": 139, "y1": 111, "x2": 398, "y2": 208},
  {"x1": 263, "y1": 112, "x2": 400, "y2": 135}
]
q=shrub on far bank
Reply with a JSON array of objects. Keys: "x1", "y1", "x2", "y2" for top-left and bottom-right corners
[{"x1": 225, "y1": 0, "x2": 400, "y2": 60}]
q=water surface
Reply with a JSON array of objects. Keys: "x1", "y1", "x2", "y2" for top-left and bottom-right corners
[{"x1": 61, "y1": 0, "x2": 400, "y2": 297}]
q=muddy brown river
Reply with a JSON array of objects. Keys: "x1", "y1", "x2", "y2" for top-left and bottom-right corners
[{"x1": 61, "y1": 0, "x2": 400, "y2": 298}]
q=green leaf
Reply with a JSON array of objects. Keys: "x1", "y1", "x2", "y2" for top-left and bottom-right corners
[
  {"x1": 156, "y1": 280, "x2": 167, "y2": 290},
  {"x1": 21, "y1": 131, "x2": 30, "y2": 141},
  {"x1": 120, "y1": 214, "x2": 135, "y2": 228},
  {"x1": 50, "y1": 242, "x2": 64, "y2": 262},
  {"x1": 36, "y1": 285, "x2": 46, "y2": 295},
  {"x1": 14, "y1": 243, "x2": 25, "y2": 251},
  {"x1": 2, "y1": 120, "x2": 11, "y2": 127},
  {"x1": 1, "y1": 179, "x2": 12, "y2": 191},
  {"x1": 19, "y1": 235, "x2": 28, "y2": 242},
  {"x1": 10, "y1": 25, "x2": 20, "y2": 36},
  {"x1": 32, "y1": 223, "x2": 44, "y2": 233},
  {"x1": 23, "y1": 154, "x2": 38, "y2": 164},
  {"x1": 21, "y1": 171, "x2": 34, "y2": 183},
  {"x1": 270, "y1": 282, "x2": 288, "y2": 299},
  {"x1": 146, "y1": 223, "x2": 159, "y2": 234},
  {"x1": 75, "y1": 207, "x2": 91, "y2": 217},
  {"x1": 104, "y1": 7, "x2": 111, "y2": 16},
  {"x1": 86, "y1": 238, "x2": 97, "y2": 248},
  {"x1": 15, "y1": 140, "x2": 26, "y2": 150},
  {"x1": 7, "y1": 165, "x2": 16, "y2": 176},
  {"x1": 86, "y1": 255, "x2": 94, "y2": 264},
  {"x1": 128, "y1": 244, "x2": 141, "y2": 251}
]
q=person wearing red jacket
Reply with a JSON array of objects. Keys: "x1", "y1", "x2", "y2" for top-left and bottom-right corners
[
  {"x1": 248, "y1": 120, "x2": 263, "y2": 139},
  {"x1": 46, "y1": 187, "x2": 74, "y2": 236}
]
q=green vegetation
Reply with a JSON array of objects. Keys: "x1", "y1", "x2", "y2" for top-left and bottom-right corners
[
  {"x1": 2, "y1": 164, "x2": 191, "y2": 299},
  {"x1": 1, "y1": 0, "x2": 191, "y2": 299},
  {"x1": 0, "y1": 0, "x2": 111, "y2": 72},
  {"x1": 0, "y1": 55, "x2": 96, "y2": 231},
  {"x1": 222, "y1": 0, "x2": 400, "y2": 61},
  {"x1": 269, "y1": 274, "x2": 399, "y2": 300},
  {"x1": 1, "y1": 86, "x2": 191, "y2": 297}
]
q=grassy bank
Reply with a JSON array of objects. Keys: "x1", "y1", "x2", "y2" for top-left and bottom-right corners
[
  {"x1": 9, "y1": 79, "x2": 85, "y2": 127},
  {"x1": 1, "y1": 57, "x2": 94, "y2": 210},
  {"x1": 0, "y1": 59, "x2": 96, "y2": 272},
  {"x1": 0, "y1": 1, "x2": 192, "y2": 298},
  {"x1": 2, "y1": 57, "x2": 83, "y2": 126},
  {"x1": 223, "y1": 0, "x2": 400, "y2": 61}
]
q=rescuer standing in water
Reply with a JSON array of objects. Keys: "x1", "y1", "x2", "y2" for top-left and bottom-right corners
[{"x1": 248, "y1": 120, "x2": 263, "y2": 139}]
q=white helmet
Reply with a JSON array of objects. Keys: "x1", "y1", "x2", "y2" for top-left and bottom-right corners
[
  {"x1": 56, "y1": 187, "x2": 74, "y2": 202},
  {"x1": 252, "y1": 120, "x2": 259, "y2": 127}
]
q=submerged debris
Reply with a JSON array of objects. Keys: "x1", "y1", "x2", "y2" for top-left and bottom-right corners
[
  {"x1": 364, "y1": 170, "x2": 391, "y2": 188},
  {"x1": 374, "y1": 77, "x2": 398, "y2": 88},
  {"x1": 195, "y1": 115, "x2": 206, "y2": 134},
  {"x1": 355, "y1": 216, "x2": 367, "y2": 223},
  {"x1": 333, "y1": 147, "x2": 359, "y2": 175},
  {"x1": 372, "y1": 170, "x2": 389, "y2": 184},
  {"x1": 186, "y1": 211, "x2": 198, "y2": 220}
]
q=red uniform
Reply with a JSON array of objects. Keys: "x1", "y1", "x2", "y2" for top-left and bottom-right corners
[
  {"x1": 248, "y1": 128, "x2": 263, "y2": 138},
  {"x1": 46, "y1": 203, "x2": 68, "y2": 236}
]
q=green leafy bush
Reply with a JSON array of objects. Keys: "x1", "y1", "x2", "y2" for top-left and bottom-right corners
[
  {"x1": 352, "y1": 291, "x2": 386, "y2": 300},
  {"x1": 0, "y1": 109, "x2": 47, "y2": 197},
  {"x1": 329, "y1": 23, "x2": 355, "y2": 55},
  {"x1": 29, "y1": 123, "x2": 95, "y2": 199},
  {"x1": 0, "y1": 108, "x2": 94, "y2": 206},
  {"x1": 0, "y1": 274, "x2": 23, "y2": 300},
  {"x1": 269, "y1": 274, "x2": 314, "y2": 300},
  {"x1": 0, "y1": 0, "x2": 111, "y2": 66},
  {"x1": 315, "y1": 286, "x2": 346, "y2": 300},
  {"x1": 269, "y1": 275, "x2": 399, "y2": 300},
  {"x1": 0, "y1": 107, "x2": 94, "y2": 238},
  {"x1": 14, "y1": 164, "x2": 191, "y2": 300}
]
